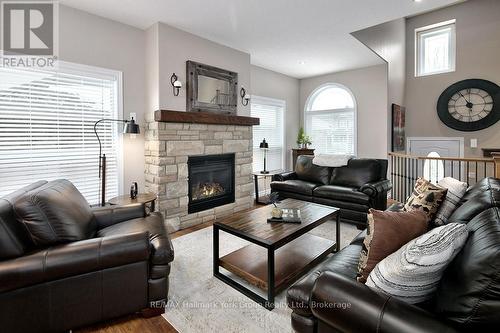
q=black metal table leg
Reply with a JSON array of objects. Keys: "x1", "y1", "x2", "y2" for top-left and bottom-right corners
[
  {"x1": 213, "y1": 225, "x2": 219, "y2": 276},
  {"x1": 254, "y1": 174, "x2": 261, "y2": 204},
  {"x1": 267, "y1": 247, "x2": 275, "y2": 309},
  {"x1": 335, "y1": 211, "x2": 341, "y2": 252}
]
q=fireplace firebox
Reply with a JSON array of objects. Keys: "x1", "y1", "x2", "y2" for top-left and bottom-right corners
[{"x1": 188, "y1": 154, "x2": 235, "y2": 214}]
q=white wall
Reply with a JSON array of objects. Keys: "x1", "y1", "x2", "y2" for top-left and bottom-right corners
[
  {"x1": 352, "y1": 18, "x2": 406, "y2": 152},
  {"x1": 59, "y1": 5, "x2": 147, "y2": 191},
  {"x1": 405, "y1": 0, "x2": 500, "y2": 157},
  {"x1": 299, "y1": 65, "x2": 389, "y2": 159},
  {"x1": 250, "y1": 66, "x2": 300, "y2": 170}
]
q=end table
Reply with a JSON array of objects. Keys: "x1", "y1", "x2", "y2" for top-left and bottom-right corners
[
  {"x1": 108, "y1": 192, "x2": 157, "y2": 214},
  {"x1": 253, "y1": 170, "x2": 285, "y2": 205}
]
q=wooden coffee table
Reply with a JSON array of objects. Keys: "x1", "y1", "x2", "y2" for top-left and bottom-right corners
[{"x1": 213, "y1": 198, "x2": 340, "y2": 310}]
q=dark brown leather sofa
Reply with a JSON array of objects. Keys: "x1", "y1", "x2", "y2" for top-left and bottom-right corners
[
  {"x1": 0, "y1": 179, "x2": 174, "y2": 333},
  {"x1": 287, "y1": 177, "x2": 500, "y2": 333},
  {"x1": 271, "y1": 156, "x2": 391, "y2": 228}
]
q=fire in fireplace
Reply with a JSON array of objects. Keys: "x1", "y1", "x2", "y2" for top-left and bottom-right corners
[{"x1": 187, "y1": 153, "x2": 235, "y2": 214}]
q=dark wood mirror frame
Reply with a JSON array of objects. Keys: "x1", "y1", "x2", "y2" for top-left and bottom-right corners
[{"x1": 186, "y1": 60, "x2": 238, "y2": 114}]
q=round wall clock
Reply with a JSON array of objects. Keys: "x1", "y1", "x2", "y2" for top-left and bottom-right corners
[{"x1": 437, "y1": 79, "x2": 500, "y2": 131}]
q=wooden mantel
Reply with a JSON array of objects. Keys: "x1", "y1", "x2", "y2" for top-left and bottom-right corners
[{"x1": 154, "y1": 110, "x2": 260, "y2": 126}]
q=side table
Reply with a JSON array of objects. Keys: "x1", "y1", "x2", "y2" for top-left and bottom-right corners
[
  {"x1": 108, "y1": 192, "x2": 158, "y2": 215},
  {"x1": 253, "y1": 170, "x2": 285, "y2": 205}
]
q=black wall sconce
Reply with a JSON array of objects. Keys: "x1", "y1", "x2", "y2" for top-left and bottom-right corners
[
  {"x1": 240, "y1": 87, "x2": 250, "y2": 106},
  {"x1": 171, "y1": 73, "x2": 182, "y2": 96}
]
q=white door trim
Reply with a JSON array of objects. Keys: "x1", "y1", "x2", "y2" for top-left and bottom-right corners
[{"x1": 406, "y1": 137, "x2": 464, "y2": 158}]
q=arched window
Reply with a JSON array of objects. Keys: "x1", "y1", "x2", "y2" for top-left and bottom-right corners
[
  {"x1": 423, "y1": 152, "x2": 444, "y2": 184},
  {"x1": 305, "y1": 83, "x2": 356, "y2": 155}
]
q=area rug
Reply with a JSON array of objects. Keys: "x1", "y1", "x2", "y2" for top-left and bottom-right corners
[{"x1": 163, "y1": 220, "x2": 361, "y2": 333}]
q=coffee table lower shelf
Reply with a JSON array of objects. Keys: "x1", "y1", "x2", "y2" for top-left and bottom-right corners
[{"x1": 217, "y1": 234, "x2": 336, "y2": 302}]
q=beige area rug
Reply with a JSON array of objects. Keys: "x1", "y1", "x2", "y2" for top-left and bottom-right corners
[{"x1": 163, "y1": 219, "x2": 361, "y2": 333}]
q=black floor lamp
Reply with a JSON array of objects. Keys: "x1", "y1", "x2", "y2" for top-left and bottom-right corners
[
  {"x1": 260, "y1": 138, "x2": 270, "y2": 174},
  {"x1": 93, "y1": 117, "x2": 140, "y2": 206}
]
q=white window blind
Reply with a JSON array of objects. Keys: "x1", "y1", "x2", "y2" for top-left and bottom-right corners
[
  {"x1": 0, "y1": 62, "x2": 121, "y2": 204},
  {"x1": 305, "y1": 84, "x2": 356, "y2": 155},
  {"x1": 251, "y1": 96, "x2": 285, "y2": 172}
]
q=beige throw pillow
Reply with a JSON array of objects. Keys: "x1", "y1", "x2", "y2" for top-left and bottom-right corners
[{"x1": 404, "y1": 178, "x2": 447, "y2": 221}]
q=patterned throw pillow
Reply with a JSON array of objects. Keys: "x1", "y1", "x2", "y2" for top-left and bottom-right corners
[
  {"x1": 357, "y1": 209, "x2": 428, "y2": 283},
  {"x1": 433, "y1": 177, "x2": 468, "y2": 227},
  {"x1": 366, "y1": 223, "x2": 469, "y2": 304},
  {"x1": 404, "y1": 178, "x2": 447, "y2": 221}
]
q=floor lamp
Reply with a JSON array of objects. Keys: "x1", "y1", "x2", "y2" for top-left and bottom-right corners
[{"x1": 93, "y1": 117, "x2": 140, "y2": 206}]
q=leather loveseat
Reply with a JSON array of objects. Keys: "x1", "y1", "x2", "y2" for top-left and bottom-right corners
[
  {"x1": 0, "y1": 179, "x2": 174, "y2": 333},
  {"x1": 271, "y1": 155, "x2": 391, "y2": 228},
  {"x1": 287, "y1": 177, "x2": 500, "y2": 333}
]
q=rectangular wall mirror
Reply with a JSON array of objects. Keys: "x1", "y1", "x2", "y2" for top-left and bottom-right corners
[{"x1": 186, "y1": 60, "x2": 238, "y2": 114}]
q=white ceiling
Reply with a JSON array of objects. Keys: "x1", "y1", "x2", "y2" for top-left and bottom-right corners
[{"x1": 60, "y1": 0, "x2": 463, "y2": 78}]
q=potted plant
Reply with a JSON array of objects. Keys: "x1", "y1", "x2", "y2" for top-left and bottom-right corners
[{"x1": 296, "y1": 127, "x2": 312, "y2": 149}]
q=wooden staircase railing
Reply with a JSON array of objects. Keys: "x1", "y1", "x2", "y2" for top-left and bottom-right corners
[{"x1": 388, "y1": 152, "x2": 500, "y2": 202}]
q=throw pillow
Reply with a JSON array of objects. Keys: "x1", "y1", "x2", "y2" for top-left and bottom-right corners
[
  {"x1": 404, "y1": 178, "x2": 448, "y2": 221},
  {"x1": 366, "y1": 223, "x2": 469, "y2": 304},
  {"x1": 433, "y1": 177, "x2": 468, "y2": 227},
  {"x1": 357, "y1": 209, "x2": 429, "y2": 283}
]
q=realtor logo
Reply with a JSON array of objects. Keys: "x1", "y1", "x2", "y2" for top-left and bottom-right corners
[{"x1": 1, "y1": 1, "x2": 58, "y2": 68}]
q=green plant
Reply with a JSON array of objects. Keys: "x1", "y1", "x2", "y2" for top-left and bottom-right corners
[{"x1": 297, "y1": 127, "x2": 312, "y2": 146}]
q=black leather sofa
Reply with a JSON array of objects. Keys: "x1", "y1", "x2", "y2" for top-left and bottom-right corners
[
  {"x1": 0, "y1": 179, "x2": 174, "y2": 333},
  {"x1": 271, "y1": 156, "x2": 391, "y2": 228},
  {"x1": 287, "y1": 177, "x2": 500, "y2": 333}
]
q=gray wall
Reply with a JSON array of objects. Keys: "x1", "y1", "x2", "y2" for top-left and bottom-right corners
[
  {"x1": 59, "y1": 5, "x2": 147, "y2": 191},
  {"x1": 405, "y1": 0, "x2": 500, "y2": 157},
  {"x1": 353, "y1": 18, "x2": 406, "y2": 152},
  {"x1": 250, "y1": 66, "x2": 300, "y2": 170},
  {"x1": 299, "y1": 65, "x2": 389, "y2": 159}
]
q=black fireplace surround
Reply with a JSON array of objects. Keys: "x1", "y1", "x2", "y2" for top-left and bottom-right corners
[{"x1": 188, "y1": 153, "x2": 235, "y2": 214}]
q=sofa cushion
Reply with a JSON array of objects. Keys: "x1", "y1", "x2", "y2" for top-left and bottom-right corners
[
  {"x1": 14, "y1": 179, "x2": 95, "y2": 246},
  {"x1": 357, "y1": 209, "x2": 428, "y2": 283},
  {"x1": 295, "y1": 155, "x2": 331, "y2": 185},
  {"x1": 287, "y1": 243, "x2": 362, "y2": 316},
  {"x1": 330, "y1": 159, "x2": 382, "y2": 188},
  {"x1": 97, "y1": 212, "x2": 174, "y2": 265},
  {"x1": 404, "y1": 178, "x2": 448, "y2": 221},
  {"x1": 271, "y1": 180, "x2": 318, "y2": 196},
  {"x1": 433, "y1": 207, "x2": 500, "y2": 329},
  {"x1": 313, "y1": 185, "x2": 370, "y2": 205},
  {"x1": 448, "y1": 186, "x2": 500, "y2": 224},
  {"x1": 0, "y1": 181, "x2": 47, "y2": 259},
  {"x1": 366, "y1": 223, "x2": 469, "y2": 304}
]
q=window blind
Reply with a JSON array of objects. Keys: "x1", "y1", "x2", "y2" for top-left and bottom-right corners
[
  {"x1": 306, "y1": 110, "x2": 355, "y2": 155},
  {"x1": 251, "y1": 96, "x2": 285, "y2": 172},
  {"x1": 0, "y1": 63, "x2": 121, "y2": 204}
]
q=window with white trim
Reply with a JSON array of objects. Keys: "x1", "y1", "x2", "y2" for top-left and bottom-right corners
[
  {"x1": 0, "y1": 62, "x2": 122, "y2": 204},
  {"x1": 305, "y1": 84, "x2": 356, "y2": 155},
  {"x1": 416, "y1": 20, "x2": 456, "y2": 77},
  {"x1": 251, "y1": 96, "x2": 285, "y2": 172}
]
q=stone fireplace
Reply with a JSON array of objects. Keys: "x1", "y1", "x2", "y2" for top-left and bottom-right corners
[{"x1": 145, "y1": 110, "x2": 259, "y2": 232}]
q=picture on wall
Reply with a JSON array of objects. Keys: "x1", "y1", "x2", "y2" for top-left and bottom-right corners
[{"x1": 392, "y1": 104, "x2": 406, "y2": 152}]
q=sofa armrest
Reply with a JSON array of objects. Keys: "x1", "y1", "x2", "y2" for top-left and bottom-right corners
[
  {"x1": 359, "y1": 179, "x2": 392, "y2": 197},
  {"x1": 272, "y1": 171, "x2": 297, "y2": 182},
  {"x1": 92, "y1": 204, "x2": 146, "y2": 230},
  {"x1": 311, "y1": 272, "x2": 457, "y2": 333},
  {"x1": 0, "y1": 232, "x2": 150, "y2": 293}
]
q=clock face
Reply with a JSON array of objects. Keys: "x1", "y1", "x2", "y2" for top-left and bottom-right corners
[
  {"x1": 437, "y1": 79, "x2": 500, "y2": 131},
  {"x1": 448, "y1": 88, "x2": 494, "y2": 122}
]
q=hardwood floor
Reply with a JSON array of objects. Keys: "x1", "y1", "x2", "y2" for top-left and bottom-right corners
[{"x1": 76, "y1": 314, "x2": 178, "y2": 333}]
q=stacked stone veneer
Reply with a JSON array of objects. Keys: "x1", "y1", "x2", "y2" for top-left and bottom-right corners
[{"x1": 145, "y1": 121, "x2": 254, "y2": 232}]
